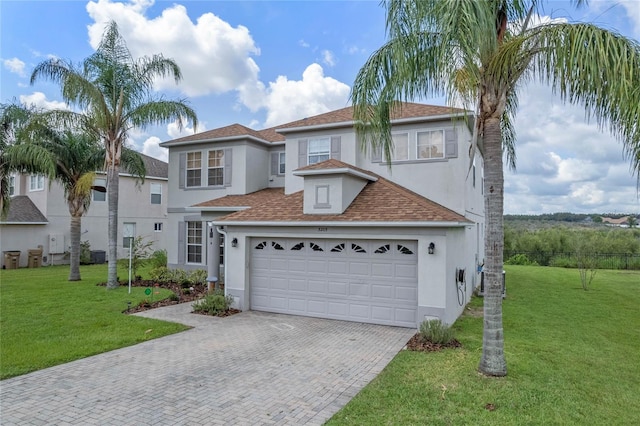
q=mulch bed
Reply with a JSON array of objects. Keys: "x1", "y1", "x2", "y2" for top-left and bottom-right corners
[
  {"x1": 97, "y1": 280, "x2": 233, "y2": 315},
  {"x1": 405, "y1": 333, "x2": 462, "y2": 352}
]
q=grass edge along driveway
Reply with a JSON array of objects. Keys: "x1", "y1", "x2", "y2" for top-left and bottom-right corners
[
  {"x1": 327, "y1": 266, "x2": 640, "y2": 425},
  {"x1": 0, "y1": 264, "x2": 189, "y2": 379}
]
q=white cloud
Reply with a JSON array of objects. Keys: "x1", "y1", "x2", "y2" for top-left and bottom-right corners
[
  {"x1": 298, "y1": 39, "x2": 310, "y2": 48},
  {"x1": 86, "y1": 0, "x2": 261, "y2": 97},
  {"x1": 141, "y1": 136, "x2": 167, "y2": 162},
  {"x1": 619, "y1": 1, "x2": 640, "y2": 36},
  {"x1": 242, "y1": 63, "x2": 350, "y2": 128},
  {"x1": 19, "y1": 92, "x2": 68, "y2": 110},
  {"x1": 167, "y1": 119, "x2": 200, "y2": 139},
  {"x1": 322, "y1": 50, "x2": 336, "y2": 67},
  {"x1": 504, "y1": 84, "x2": 638, "y2": 214},
  {"x1": 3, "y1": 57, "x2": 26, "y2": 77},
  {"x1": 590, "y1": 0, "x2": 640, "y2": 37}
]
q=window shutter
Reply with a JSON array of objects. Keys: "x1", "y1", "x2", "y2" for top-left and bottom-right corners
[
  {"x1": 179, "y1": 153, "x2": 186, "y2": 189},
  {"x1": 298, "y1": 139, "x2": 308, "y2": 167},
  {"x1": 445, "y1": 129, "x2": 458, "y2": 158},
  {"x1": 224, "y1": 148, "x2": 232, "y2": 186},
  {"x1": 177, "y1": 221, "x2": 185, "y2": 264},
  {"x1": 270, "y1": 152, "x2": 279, "y2": 175},
  {"x1": 330, "y1": 136, "x2": 341, "y2": 160}
]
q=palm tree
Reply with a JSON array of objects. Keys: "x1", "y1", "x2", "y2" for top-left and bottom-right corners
[
  {"x1": 30, "y1": 21, "x2": 198, "y2": 288},
  {"x1": 2, "y1": 103, "x2": 146, "y2": 281},
  {"x1": 0, "y1": 103, "x2": 53, "y2": 217},
  {"x1": 351, "y1": 0, "x2": 640, "y2": 376}
]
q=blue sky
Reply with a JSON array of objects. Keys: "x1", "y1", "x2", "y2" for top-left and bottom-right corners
[{"x1": 1, "y1": 0, "x2": 639, "y2": 215}]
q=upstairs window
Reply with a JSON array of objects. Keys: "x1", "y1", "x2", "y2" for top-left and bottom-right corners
[
  {"x1": 208, "y1": 150, "x2": 224, "y2": 186},
  {"x1": 186, "y1": 152, "x2": 202, "y2": 187},
  {"x1": 93, "y1": 178, "x2": 106, "y2": 202},
  {"x1": 417, "y1": 130, "x2": 445, "y2": 159},
  {"x1": 308, "y1": 138, "x2": 330, "y2": 165},
  {"x1": 150, "y1": 183, "x2": 162, "y2": 204},
  {"x1": 29, "y1": 175, "x2": 44, "y2": 191},
  {"x1": 391, "y1": 133, "x2": 409, "y2": 161},
  {"x1": 278, "y1": 152, "x2": 286, "y2": 175},
  {"x1": 8, "y1": 175, "x2": 15, "y2": 196}
]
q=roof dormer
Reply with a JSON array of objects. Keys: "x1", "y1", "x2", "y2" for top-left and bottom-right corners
[{"x1": 293, "y1": 159, "x2": 377, "y2": 214}]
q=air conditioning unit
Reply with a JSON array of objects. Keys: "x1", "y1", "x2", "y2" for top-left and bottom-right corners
[{"x1": 49, "y1": 234, "x2": 65, "y2": 254}]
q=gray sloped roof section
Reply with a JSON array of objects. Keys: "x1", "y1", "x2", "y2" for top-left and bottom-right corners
[
  {"x1": 3, "y1": 196, "x2": 48, "y2": 223},
  {"x1": 122, "y1": 153, "x2": 168, "y2": 179}
]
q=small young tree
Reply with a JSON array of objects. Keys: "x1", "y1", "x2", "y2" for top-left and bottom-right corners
[{"x1": 574, "y1": 238, "x2": 597, "y2": 291}]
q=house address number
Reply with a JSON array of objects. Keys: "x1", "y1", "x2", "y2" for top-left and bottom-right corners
[{"x1": 318, "y1": 227, "x2": 328, "y2": 232}]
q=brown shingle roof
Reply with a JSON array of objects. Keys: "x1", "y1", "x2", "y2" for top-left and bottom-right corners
[
  {"x1": 160, "y1": 123, "x2": 284, "y2": 146},
  {"x1": 161, "y1": 102, "x2": 467, "y2": 147},
  {"x1": 276, "y1": 103, "x2": 467, "y2": 131},
  {"x1": 2, "y1": 196, "x2": 48, "y2": 223},
  {"x1": 193, "y1": 188, "x2": 284, "y2": 208},
  {"x1": 214, "y1": 160, "x2": 468, "y2": 224}
]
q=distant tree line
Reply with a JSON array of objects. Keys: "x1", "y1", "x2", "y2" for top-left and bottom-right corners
[
  {"x1": 504, "y1": 212, "x2": 639, "y2": 222},
  {"x1": 504, "y1": 226, "x2": 640, "y2": 269}
]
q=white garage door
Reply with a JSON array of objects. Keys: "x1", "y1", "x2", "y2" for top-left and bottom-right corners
[{"x1": 250, "y1": 238, "x2": 418, "y2": 327}]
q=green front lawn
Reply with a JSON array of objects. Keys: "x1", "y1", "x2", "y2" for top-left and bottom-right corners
[
  {"x1": 328, "y1": 266, "x2": 640, "y2": 425},
  {"x1": 0, "y1": 264, "x2": 189, "y2": 379}
]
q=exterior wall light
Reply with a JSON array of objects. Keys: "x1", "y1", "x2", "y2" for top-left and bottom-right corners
[
  {"x1": 428, "y1": 242, "x2": 435, "y2": 254},
  {"x1": 231, "y1": 238, "x2": 238, "y2": 248}
]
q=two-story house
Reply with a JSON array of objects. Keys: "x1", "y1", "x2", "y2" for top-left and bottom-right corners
[
  {"x1": 160, "y1": 103, "x2": 485, "y2": 327},
  {"x1": 0, "y1": 154, "x2": 169, "y2": 268}
]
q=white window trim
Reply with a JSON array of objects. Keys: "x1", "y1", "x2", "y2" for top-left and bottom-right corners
[
  {"x1": 122, "y1": 222, "x2": 136, "y2": 248},
  {"x1": 186, "y1": 151, "x2": 202, "y2": 188},
  {"x1": 417, "y1": 129, "x2": 445, "y2": 160},
  {"x1": 93, "y1": 178, "x2": 107, "y2": 202},
  {"x1": 278, "y1": 152, "x2": 286, "y2": 175},
  {"x1": 391, "y1": 132, "x2": 409, "y2": 161},
  {"x1": 154, "y1": 222, "x2": 163, "y2": 232},
  {"x1": 150, "y1": 183, "x2": 162, "y2": 205},
  {"x1": 186, "y1": 221, "x2": 204, "y2": 264},
  {"x1": 207, "y1": 149, "x2": 224, "y2": 187},
  {"x1": 8, "y1": 175, "x2": 15, "y2": 196},
  {"x1": 29, "y1": 175, "x2": 44, "y2": 192},
  {"x1": 308, "y1": 137, "x2": 330, "y2": 165}
]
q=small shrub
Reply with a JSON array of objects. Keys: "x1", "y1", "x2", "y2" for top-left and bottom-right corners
[
  {"x1": 192, "y1": 290, "x2": 234, "y2": 315},
  {"x1": 419, "y1": 319, "x2": 455, "y2": 345},
  {"x1": 505, "y1": 254, "x2": 539, "y2": 266},
  {"x1": 149, "y1": 266, "x2": 171, "y2": 283},
  {"x1": 189, "y1": 269, "x2": 208, "y2": 285},
  {"x1": 80, "y1": 241, "x2": 92, "y2": 265},
  {"x1": 149, "y1": 249, "x2": 167, "y2": 269}
]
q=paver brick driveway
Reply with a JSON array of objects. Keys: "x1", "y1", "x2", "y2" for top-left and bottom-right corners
[{"x1": 1, "y1": 303, "x2": 414, "y2": 425}]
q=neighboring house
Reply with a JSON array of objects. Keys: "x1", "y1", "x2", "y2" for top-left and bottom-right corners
[
  {"x1": 160, "y1": 103, "x2": 485, "y2": 327},
  {"x1": 0, "y1": 154, "x2": 169, "y2": 268},
  {"x1": 601, "y1": 216, "x2": 631, "y2": 227}
]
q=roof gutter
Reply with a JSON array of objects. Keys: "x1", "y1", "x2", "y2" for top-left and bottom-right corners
[
  {"x1": 186, "y1": 206, "x2": 250, "y2": 212},
  {"x1": 293, "y1": 167, "x2": 378, "y2": 181},
  {"x1": 160, "y1": 135, "x2": 283, "y2": 148},
  {"x1": 275, "y1": 112, "x2": 470, "y2": 134},
  {"x1": 212, "y1": 220, "x2": 470, "y2": 228}
]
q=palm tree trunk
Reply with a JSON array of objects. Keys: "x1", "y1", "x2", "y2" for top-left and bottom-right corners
[
  {"x1": 478, "y1": 116, "x2": 507, "y2": 377},
  {"x1": 69, "y1": 213, "x2": 82, "y2": 281},
  {"x1": 106, "y1": 164, "x2": 119, "y2": 289}
]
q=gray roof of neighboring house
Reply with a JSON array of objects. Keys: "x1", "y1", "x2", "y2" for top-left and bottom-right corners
[
  {"x1": 121, "y1": 153, "x2": 168, "y2": 179},
  {"x1": 2, "y1": 196, "x2": 48, "y2": 223}
]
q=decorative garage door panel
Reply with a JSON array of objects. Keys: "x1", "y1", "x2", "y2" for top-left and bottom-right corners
[{"x1": 250, "y1": 239, "x2": 418, "y2": 327}]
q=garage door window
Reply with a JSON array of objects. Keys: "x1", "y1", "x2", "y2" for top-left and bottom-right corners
[{"x1": 398, "y1": 244, "x2": 414, "y2": 255}]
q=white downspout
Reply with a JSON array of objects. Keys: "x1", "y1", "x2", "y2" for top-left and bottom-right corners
[{"x1": 216, "y1": 225, "x2": 227, "y2": 294}]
